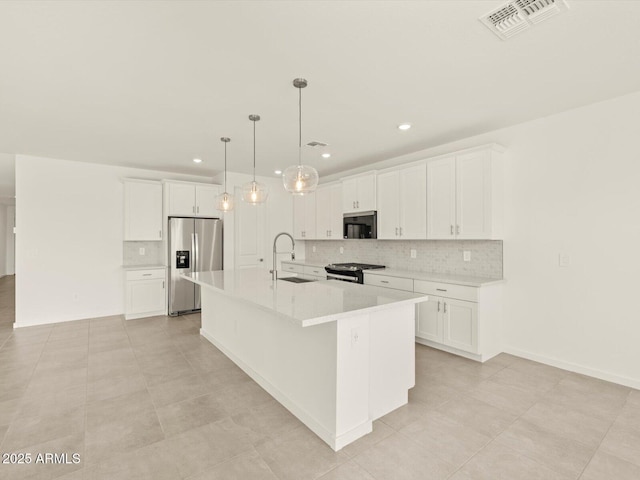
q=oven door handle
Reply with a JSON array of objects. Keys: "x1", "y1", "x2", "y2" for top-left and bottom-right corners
[{"x1": 326, "y1": 272, "x2": 359, "y2": 282}]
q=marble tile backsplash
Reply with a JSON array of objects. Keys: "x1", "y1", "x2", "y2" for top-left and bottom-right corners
[
  {"x1": 305, "y1": 240, "x2": 503, "y2": 278},
  {"x1": 123, "y1": 241, "x2": 164, "y2": 266}
]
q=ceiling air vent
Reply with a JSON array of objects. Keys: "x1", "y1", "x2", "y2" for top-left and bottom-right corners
[
  {"x1": 306, "y1": 141, "x2": 328, "y2": 148},
  {"x1": 480, "y1": 0, "x2": 569, "y2": 40}
]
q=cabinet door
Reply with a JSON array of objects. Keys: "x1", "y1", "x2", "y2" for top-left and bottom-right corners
[
  {"x1": 195, "y1": 185, "x2": 219, "y2": 217},
  {"x1": 329, "y1": 184, "x2": 343, "y2": 239},
  {"x1": 443, "y1": 298, "x2": 478, "y2": 354},
  {"x1": 427, "y1": 157, "x2": 456, "y2": 239},
  {"x1": 342, "y1": 178, "x2": 358, "y2": 213},
  {"x1": 128, "y1": 279, "x2": 165, "y2": 315},
  {"x1": 415, "y1": 296, "x2": 443, "y2": 342},
  {"x1": 376, "y1": 171, "x2": 399, "y2": 239},
  {"x1": 456, "y1": 151, "x2": 491, "y2": 239},
  {"x1": 357, "y1": 174, "x2": 376, "y2": 211},
  {"x1": 315, "y1": 186, "x2": 332, "y2": 239},
  {"x1": 124, "y1": 181, "x2": 163, "y2": 241},
  {"x1": 399, "y1": 164, "x2": 427, "y2": 239},
  {"x1": 304, "y1": 193, "x2": 317, "y2": 239},
  {"x1": 293, "y1": 195, "x2": 306, "y2": 240},
  {"x1": 168, "y1": 183, "x2": 196, "y2": 216}
]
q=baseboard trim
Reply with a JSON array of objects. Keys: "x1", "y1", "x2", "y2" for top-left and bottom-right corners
[{"x1": 503, "y1": 345, "x2": 640, "y2": 391}]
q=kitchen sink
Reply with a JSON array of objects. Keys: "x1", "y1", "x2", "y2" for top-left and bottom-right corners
[{"x1": 278, "y1": 277, "x2": 316, "y2": 283}]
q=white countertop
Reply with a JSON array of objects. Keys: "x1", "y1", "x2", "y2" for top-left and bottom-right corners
[
  {"x1": 281, "y1": 260, "x2": 327, "y2": 269},
  {"x1": 182, "y1": 268, "x2": 428, "y2": 327},
  {"x1": 122, "y1": 264, "x2": 166, "y2": 270},
  {"x1": 364, "y1": 268, "x2": 503, "y2": 287}
]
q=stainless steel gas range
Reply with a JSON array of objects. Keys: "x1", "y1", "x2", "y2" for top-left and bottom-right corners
[{"x1": 324, "y1": 262, "x2": 385, "y2": 284}]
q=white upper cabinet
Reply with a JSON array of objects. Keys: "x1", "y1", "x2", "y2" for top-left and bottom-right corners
[
  {"x1": 342, "y1": 172, "x2": 376, "y2": 213},
  {"x1": 124, "y1": 179, "x2": 163, "y2": 241},
  {"x1": 316, "y1": 184, "x2": 342, "y2": 239},
  {"x1": 427, "y1": 146, "x2": 504, "y2": 240},
  {"x1": 377, "y1": 164, "x2": 427, "y2": 240},
  {"x1": 165, "y1": 181, "x2": 220, "y2": 217},
  {"x1": 293, "y1": 193, "x2": 317, "y2": 240}
]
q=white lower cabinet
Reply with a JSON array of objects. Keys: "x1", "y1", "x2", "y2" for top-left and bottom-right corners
[
  {"x1": 125, "y1": 268, "x2": 166, "y2": 320},
  {"x1": 416, "y1": 295, "x2": 478, "y2": 354}
]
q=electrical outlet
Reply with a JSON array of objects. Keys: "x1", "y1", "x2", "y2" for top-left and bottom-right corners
[
  {"x1": 351, "y1": 327, "x2": 359, "y2": 347},
  {"x1": 463, "y1": 251, "x2": 471, "y2": 262},
  {"x1": 410, "y1": 249, "x2": 417, "y2": 259},
  {"x1": 559, "y1": 253, "x2": 571, "y2": 267},
  {"x1": 339, "y1": 247, "x2": 344, "y2": 254},
  {"x1": 139, "y1": 247, "x2": 146, "y2": 256}
]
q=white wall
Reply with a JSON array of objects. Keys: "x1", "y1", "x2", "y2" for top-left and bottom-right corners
[
  {"x1": 0, "y1": 205, "x2": 7, "y2": 276},
  {"x1": 15, "y1": 155, "x2": 212, "y2": 327},
  {"x1": 5, "y1": 206, "x2": 15, "y2": 275}
]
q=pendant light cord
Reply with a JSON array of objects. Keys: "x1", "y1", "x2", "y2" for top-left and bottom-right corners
[
  {"x1": 224, "y1": 141, "x2": 227, "y2": 191},
  {"x1": 253, "y1": 119, "x2": 257, "y2": 181},
  {"x1": 298, "y1": 85, "x2": 302, "y2": 166}
]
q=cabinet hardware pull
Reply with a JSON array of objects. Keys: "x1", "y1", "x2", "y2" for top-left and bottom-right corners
[
  {"x1": 159, "y1": 230, "x2": 162, "y2": 238},
  {"x1": 197, "y1": 206, "x2": 200, "y2": 214},
  {"x1": 353, "y1": 201, "x2": 355, "y2": 208},
  {"x1": 357, "y1": 201, "x2": 359, "y2": 208},
  {"x1": 143, "y1": 273, "x2": 151, "y2": 276},
  {"x1": 456, "y1": 225, "x2": 460, "y2": 235},
  {"x1": 162, "y1": 281, "x2": 165, "y2": 289},
  {"x1": 450, "y1": 225, "x2": 454, "y2": 235},
  {"x1": 436, "y1": 288, "x2": 447, "y2": 292},
  {"x1": 380, "y1": 280, "x2": 389, "y2": 284},
  {"x1": 437, "y1": 300, "x2": 440, "y2": 312},
  {"x1": 395, "y1": 227, "x2": 398, "y2": 236},
  {"x1": 444, "y1": 302, "x2": 447, "y2": 313}
]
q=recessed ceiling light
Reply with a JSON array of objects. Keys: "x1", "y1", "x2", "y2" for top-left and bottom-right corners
[
  {"x1": 193, "y1": 158, "x2": 202, "y2": 163},
  {"x1": 398, "y1": 123, "x2": 412, "y2": 131},
  {"x1": 321, "y1": 153, "x2": 331, "y2": 159},
  {"x1": 274, "y1": 170, "x2": 282, "y2": 175}
]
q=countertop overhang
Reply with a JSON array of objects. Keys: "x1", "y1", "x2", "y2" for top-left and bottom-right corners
[{"x1": 182, "y1": 268, "x2": 428, "y2": 327}]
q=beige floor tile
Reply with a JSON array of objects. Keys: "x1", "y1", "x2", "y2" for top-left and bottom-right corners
[
  {"x1": 84, "y1": 409, "x2": 164, "y2": 465},
  {"x1": 353, "y1": 432, "x2": 456, "y2": 480},
  {"x1": 188, "y1": 449, "x2": 278, "y2": 480},
  {"x1": 408, "y1": 381, "x2": 460, "y2": 408},
  {"x1": 399, "y1": 410, "x2": 492, "y2": 468},
  {"x1": 379, "y1": 399, "x2": 434, "y2": 430},
  {"x1": 184, "y1": 348, "x2": 239, "y2": 375},
  {"x1": 495, "y1": 419, "x2": 595, "y2": 478},
  {"x1": 627, "y1": 389, "x2": 640, "y2": 407},
  {"x1": 230, "y1": 398, "x2": 302, "y2": 442},
  {"x1": 599, "y1": 420, "x2": 640, "y2": 467},
  {"x1": 17, "y1": 383, "x2": 86, "y2": 418},
  {"x1": 1, "y1": 407, "x2": 85, "y2": 452},
  {"x1": 157, "y1": 418, "x2": 256, "y2": 479},
  {"x1": 520, "y1": 399, "x2": 613, "y2": 448},
  {"x1": 581, "y1": 450, "x2": 640, "y2": 480},
  {"x1": 215, "y1": 381, "x2": 275, "y2": 416},
  {"x1": 155, "y1": 393, "x2": 228, "y2": 437},
  {"x1": 256, "y1": 425, "x2": 349, "y2": 480},
  {"x1": 86, "y1": 372, "x2": 147, "y2": 404},
  {"x1": 85, "y1": 389, "x2": 155, "y2": 428},
  {"x1": 468, "y1": 377, "x2": 541, "y2": 416},
  {"x1": 490, "y1": 365, "x2": 563, "y2": 394},
  {"x1": 147, "y1": 373, "x2": 210, "y2": 408},
  {"x1": 138, "y1": 354, "x2": 197, "y2": 387},
  {"x1": 449, "y1": 441, "x2": 571, "y2": 480},
  {"x1": 198, "y1": 363, "x2": 252, "y2": 389},
  {"x1": 339, "y1": 420, "x2": 395, "y2": 458},
  {"x1": 317, "y1": 460, "x2": 377, "y2": 480},
  {"x1": 435, "y1": 395, "x2": 518, "y2": 439},
  {"x1": 0, "y1": 396, "x2": 23, "y2": 426}
]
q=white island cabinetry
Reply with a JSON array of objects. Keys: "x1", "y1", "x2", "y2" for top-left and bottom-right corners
[{"x1": 183, "y1": 269, "x2": 427, "y2": 451}]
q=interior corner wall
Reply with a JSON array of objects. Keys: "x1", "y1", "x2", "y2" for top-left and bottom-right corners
[
  {"x1": 0, "y1": 205, "x2": 7, "y2": 276},
  {"x1": 14, "y1": 155, "x2": 212, "y2": 327}
]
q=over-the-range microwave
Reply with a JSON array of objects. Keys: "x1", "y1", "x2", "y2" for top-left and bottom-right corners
[{"x1": 343, "y1": 211, "x2": 377, "y2": 239}]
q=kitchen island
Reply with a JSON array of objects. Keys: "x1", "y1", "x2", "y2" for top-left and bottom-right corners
[{"x1": 182, "y1": 268, "x2": 428, "y2": 451}]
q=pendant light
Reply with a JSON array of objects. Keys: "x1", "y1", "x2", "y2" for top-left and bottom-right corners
[
  {"x1": 241, "y1": 114, "x2": 269, "y2": 204},
  {"x1": 283, "y1": 78, "x2": 319, "y2": 195},
  {"x1": 215, "y1": 137, "x2": 234, "y2": 212}
]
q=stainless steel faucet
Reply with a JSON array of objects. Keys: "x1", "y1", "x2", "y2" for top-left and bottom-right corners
[{"x1": 270, "y1": 232, "x2": 295, "y2": 281}]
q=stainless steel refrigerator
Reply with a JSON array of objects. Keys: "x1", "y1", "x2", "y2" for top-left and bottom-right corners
[{"x1": 168, "y1": 217, "x2": 223, "y2": 316}]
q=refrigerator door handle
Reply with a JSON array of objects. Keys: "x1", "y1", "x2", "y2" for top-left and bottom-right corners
[
  {"x1": 194, "y1": 233, "x2": 199, "y2": 272},
  {"x1": 191, "y1": 233, "x2": 196, "y2": 271}
]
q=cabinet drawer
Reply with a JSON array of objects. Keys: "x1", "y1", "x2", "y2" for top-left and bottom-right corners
[
  {"x1": 282, "y1": 263, "x2": 304, "y2": 274},
  {"x1": 126, "y1": 269, "x2": 166, "y2": 281},
  {"x1": 364, "y1": 274, "x2": 413, "y2": 291},
  {"x1": 413, "y1": 280, "x2": 477, "y2": 302},
  {"x1": 303, "y1": 266, "x2": 326, "y2": 277}
]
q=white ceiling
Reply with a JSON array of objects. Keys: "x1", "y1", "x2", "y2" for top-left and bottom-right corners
[{"x1": 1, "y1": 1, "x2": 639, "y2": 180}]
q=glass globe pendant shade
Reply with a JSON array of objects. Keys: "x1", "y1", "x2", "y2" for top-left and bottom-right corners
[
  {"x1": 241, "y1": 180, "x2": 269, "y2": 204},
  {"x1": 215, "y1": 191, "x2": 234, "y2": 212},
  {"x1": 283, "y1": 164, "x2": 319, "y2": 195}
]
